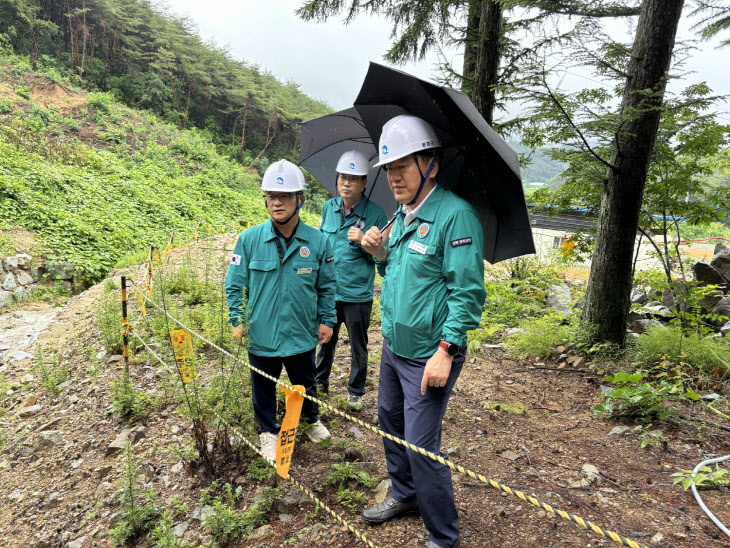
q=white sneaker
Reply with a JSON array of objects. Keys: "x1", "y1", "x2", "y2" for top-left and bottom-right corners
[
  {"x1": 259, "y1": 432, "x2": 277, "y2": 463},
  {"x1": 305, "y1": 420, "x2": 331, "y2": 443}
]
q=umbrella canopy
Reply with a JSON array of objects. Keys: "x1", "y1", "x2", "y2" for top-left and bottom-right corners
[
  {"x1": 299, "y1": 107, "x2": 398, "y2": 217},
  {"x1": 354, "y1": 63, "x2": 535, "y2": 263}
]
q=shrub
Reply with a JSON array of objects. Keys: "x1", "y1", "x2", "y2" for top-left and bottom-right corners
[
  {"x1": 631, "y1": 325, "x2": 730, "y2": 376},
  {"x1": 505, "y1": 314, "x2": 571, "y2": 359}
]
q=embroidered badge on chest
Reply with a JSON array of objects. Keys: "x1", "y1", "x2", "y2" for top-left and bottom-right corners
[
  {"x1": 299, "y1": 246, "x2": 310, "y2": 258},
  {"x1": 230, "y1": 254, "x2": 241, "y2": 265},
  {"x1": 417, "y1": 223, "x2": 429, "y2": 238}
]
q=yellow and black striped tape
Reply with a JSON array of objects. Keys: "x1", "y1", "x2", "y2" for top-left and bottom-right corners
[{"x1": 132, "y1": 285, "x2": 649, "y2": 548}]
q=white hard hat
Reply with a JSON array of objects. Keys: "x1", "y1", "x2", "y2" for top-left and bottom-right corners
[
  {"x1": 336, "y1": 150, "x2": 370, "y2": 176},
  {"x1": 261, "y1": 159, "x2": 306, "y2": 192},
  {"x1": 373, "y1": 115, "x2": 440, "y2": 167}
]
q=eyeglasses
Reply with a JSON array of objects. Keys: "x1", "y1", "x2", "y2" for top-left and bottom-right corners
[
  {"x1": 264, "y1": 193, "x2": 296, "y2": 203},
  {"x1": 338, "y1": 174, "x2": 365, "y2": 184}
]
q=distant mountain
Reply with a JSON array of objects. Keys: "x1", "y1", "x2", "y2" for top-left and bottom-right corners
[{"x1": 508, "y1": 142, "x2": 566, "y2": 185}]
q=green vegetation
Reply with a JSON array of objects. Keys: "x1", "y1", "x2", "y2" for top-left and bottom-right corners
[
  {"x1": 672, "y1": 464, "x2": 730, "y2": 490},
  {"x1": 591, "y1": 371, "x2": 700, "y2": 421},
  {"x1": 31, "y1": 346, "x2": 70, "y2": 396}
]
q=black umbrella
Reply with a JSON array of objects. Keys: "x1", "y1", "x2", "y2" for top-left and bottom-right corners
[
  {"x1": 299, "y1": 107, "x2": 399, "y2": 217},
  {"x1": 354, "y1": 63, "x2": 535, "y2": 263}
]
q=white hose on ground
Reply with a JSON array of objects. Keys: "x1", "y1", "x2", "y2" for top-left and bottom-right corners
[{"x1": 690, "y1": 454, "x2": 730, "y2": 539}]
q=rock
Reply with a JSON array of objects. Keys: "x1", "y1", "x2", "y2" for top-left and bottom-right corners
[
  {"x1": 711, "y1": 298, "x2": 730, "y2": 326},
  {"x1": 630, "y1": 289, "x2": 648, "y2": 305},
  {"x1": 505, "y1": 328, "x2": 525, "y2": 337},
  {"x1": 131, "y1": 426, "x2": 147, "y2": 443},
  {"x1": 643, "y1": 304, "x2": 671, "y2": 318},
  {"x1": 35, "y1": 538, "x2": 51, "y2": 548},
  {"x1": 21, "y1": 373, "x2": 35, "y2": 384},
  {"x1": 15, "y1": 254, "x2": 32, "y2": 269},
  {"x1": 18, "y1": 404, "x2": 42, "y2": 418},
  {"x1": 2, "y1": 272, "x2": 17, "y2": 291},
  {"x1": 279, "y1": 513, "x2": 292, "y2": 522},
  {"x1": 106, "y1": 428, "x2": 132, "y2": 456},
  {"x1": 0, "y1": 290, "x2": 10, "y2": 307},
  {"x1": 375, "y1": 479, "x2": 392, "y2": 503},
  {"x1": 67, "y1": 536, "x2": 86, "y2": 548},
  {"x1": 699, "y1": 289, "x2": 725, "y2": 313},
  {"x1": 351, "y1": 462, "x2": 379, "y2": 475},
  {"x1": 573, "y1": 357, "x2": 586, "y2": 368},
  {"x1": 45, "y1": 492, "x2": 61, "y2": 508},
  {"x1": 609, "y1": 426, "x2": 633, "y2": 437},
  {"x1": 38, "y1": 417, "x2": 62, "y2": 431},
  {"x1": 711, "y1": 243, "x2": 730, "y2": 283},
  {"x1": 581, "y1": 463, "x2": 601, "y2": 484},
  {"x1": 30, "y1": 267, "x2": 43, "y2": 283},
  {"x1": 4, "y1": 256, "x2": 18, "y2": 269},
  {"x1": 171, "y1": 522, "x2": 189, "y2": 537},
  {"x1": 15, "y1": 270, "x2": 33, "y2": 285},
  {"x1": 95, "y1": 465, "x2": 113, "y2": 478},
  {"x1": 250, "y1": 524, "x2": 273, "y2": 539},
  {"x1": 701, "y1": 393, "x2": 721, "y2": 402},
  {"x1": 34, "y1": 430, "x2": 64, "y2": 452},
  {"x1": 348, "y1": 426, "x2": 364, "y2": 440},
  {"x1": 721, "y1": 321, "x2": 730, "y2": 336},
  {"x1": 650, "y1": 532, "x2": 664, "y2": 544},
  {"x1": 693, "y1": 261, "x2": 727, "y2": 287},
  {"x1": 446, "y1": 445, "x2": 461, "y2": 458},
  {"x1": 547, "y1": 284, "x2": 573, "y2": 318},
  {"x1": 188, "y1": 506, "x2": 215, "y2": 522},
  {"x1": 107, "y1": 355, "x2": 123, "y2": 365},
  {"x1": 661, "y1": 287, "x2": 676, "y2": 309},
  {"x1": 629, "y1": 318, "x2": 662, "y2": 333},
  {"x1": 277, "y1": 486, "x2": 312, "y2": 513}
]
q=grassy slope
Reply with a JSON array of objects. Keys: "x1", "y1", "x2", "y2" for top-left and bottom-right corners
[{"x1": 0, "y1": 52, "x2": 319, "y2": 282}]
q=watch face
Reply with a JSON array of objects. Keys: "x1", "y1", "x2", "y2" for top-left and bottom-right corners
[{"x1": 447, "y1": 343, "x2": 459, "y2": 356}]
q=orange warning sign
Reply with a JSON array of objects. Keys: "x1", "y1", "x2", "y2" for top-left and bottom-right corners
[{"x1": 275, "y1": 385, "x2": 304, "y2": 478}]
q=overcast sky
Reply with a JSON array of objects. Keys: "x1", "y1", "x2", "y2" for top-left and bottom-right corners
[{"x1": 164, "y1": 0, "x2": 730, "y2": 124}]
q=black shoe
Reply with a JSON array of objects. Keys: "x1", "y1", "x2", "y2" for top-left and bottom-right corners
[
  {"x1": 361, "y1": 495, "x2": 419, "y2": 524},
  {"x1": 426, "y1": 540, "x2": 460, "y2": 548}
]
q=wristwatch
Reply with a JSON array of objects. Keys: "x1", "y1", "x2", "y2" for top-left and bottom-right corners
[{"x1": 439, "y1": 340, "x2": 459, "y2": 357}]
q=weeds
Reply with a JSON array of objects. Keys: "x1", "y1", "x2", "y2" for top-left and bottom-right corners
[
  {"x1": 96, "y1": 282, "x2": 123, "y2": 354},
  {"x1": 505, "y1": 314, "x2": 571, "y2": 359},
  {"x1": 591, "y1": 370, "x2": 700, "y2": 420},
  {"x1": 110, "y1": 441, "x2": 161, "y2": 546},
  {"x1": 31, "y1": 347, "x2": 69, "y2": 396},
  {"x1": 201, "y1": 483, "x2": 281, "y2": 544},
  {"x1": 672, "y1": 464, "x2": 730, "y2": 490}
]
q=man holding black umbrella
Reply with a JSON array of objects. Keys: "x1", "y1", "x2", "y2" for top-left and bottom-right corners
[
  {"x1": 315, "y1": 150, "x2": 387, "y2": 410},
  {"x1": 360, "y1": 115, "x2": 485, "y2": 548}
]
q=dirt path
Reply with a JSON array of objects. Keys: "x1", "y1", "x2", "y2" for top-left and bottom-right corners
[
  {"x1": 0, "y1": 303, "x2": 61, "y2": 367},
  {"x1": 0, "y1": 239, "x2": 729, "y2": 548}
]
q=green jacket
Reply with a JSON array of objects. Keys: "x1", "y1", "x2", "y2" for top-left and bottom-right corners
[
  {"x1": 225, "y1": 219, "x2": 336, "y2": 357},
  {"x1": 379, "y1": 185, "x2": 486, "y2": 359},
  {"x1": 319, "y1": 196, "x2": 388, "y2": 303}
]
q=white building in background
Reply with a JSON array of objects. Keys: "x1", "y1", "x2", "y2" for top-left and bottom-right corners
[{"x1": 528, "y1": 209, "x2": 717, "y2": 271}]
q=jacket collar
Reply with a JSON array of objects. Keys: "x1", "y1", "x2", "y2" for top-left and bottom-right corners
[{"x1": 264, "y1": 218, "x2": 307, "y2": 242}]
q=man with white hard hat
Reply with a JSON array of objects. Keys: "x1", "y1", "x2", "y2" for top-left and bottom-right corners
[
  {"x1": 360, "y1": 116, "x2": 486, "y2": 548},
  {"x1": 315, "y1": 150, "x2": 387, "y2": 410},
  {"x1": 226, "y1": 159, "x2": 336, "y2": 463}
]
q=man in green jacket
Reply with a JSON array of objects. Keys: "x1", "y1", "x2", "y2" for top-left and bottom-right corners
[
  {"x1": 226, "y1": 159, "x2": 336, "y2": 463},
  {"x1": 316, "y1": 150, "x2": 387, "y2": 410},
  {"x1": 360, "y1": 116, "x2": 486, "y2": 548}
]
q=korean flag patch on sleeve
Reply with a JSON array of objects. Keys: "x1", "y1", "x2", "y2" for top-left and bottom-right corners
[{"x1": 231, "y1": 254, "x2": 242, "y2": 266}]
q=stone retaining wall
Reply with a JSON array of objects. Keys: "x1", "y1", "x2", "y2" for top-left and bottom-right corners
[
  {"x1": 0, "y1": 254, "x2": 41, "y2": 307},
  {"x1": 1, "y1": 255, "x2": 83, "y2": 308}
]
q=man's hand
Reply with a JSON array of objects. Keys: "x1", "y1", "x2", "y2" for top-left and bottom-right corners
[
  {"x1": 232, "y1": 325, "x2": 246, "y2": 346},
  {"x1": 319, "y1": 324, "x2": 333, "y2": 344},
  {"x1": 361, "y1": 225, "x2": 390, "y2": 262},
  {"x1": 348, "y1": 226, "x2": 365, "y2": 244},
  {"x1": 420, "y1": 348, "x2": 454, "y2": 395}
]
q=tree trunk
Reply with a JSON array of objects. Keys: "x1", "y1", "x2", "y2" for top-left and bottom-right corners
[
  {"x1": 580, "y1": 0, "x2": 685, "y2": 347},
  {"x1": 461, "y1": 0, "x2": 481, "y2": 94},
  {"x1": 472, "y1": 0, "x2": 502, "y2": 125}
]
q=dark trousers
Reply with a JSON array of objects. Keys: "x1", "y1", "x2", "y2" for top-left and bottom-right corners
[
  {"x1": 378, "y1": 339, "x2": 465, "y2": 548},
  {"x1": 248, "y1": 349, "x2": 319, "y2": 434},
  {"x1": 315, "y1": 300, "x2": 372, "y2": 396}
]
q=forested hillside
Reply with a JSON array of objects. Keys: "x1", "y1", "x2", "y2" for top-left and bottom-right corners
[
  {"x1": 0, "y1": 0, "x2": 331, "y2": 164},
  {"x1": 0, "y1": 49, "x2": 279, "y2": 283}
]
